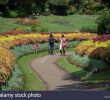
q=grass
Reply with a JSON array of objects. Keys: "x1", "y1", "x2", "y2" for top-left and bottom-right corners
[
  {"x1": 17, "y1": 52, "x2": 48, "y2": 90},
  {"x1": 0, "y1": 17, "x2": 30, "y2": 33},
  {"x1": 0, "y1": 14, "x2": 98, "y2": 33},
  {"x1": 38, "y1": 14, "x2": 98, "y2": 32},
  {"x1": 56, "y1": 57, "x2": 110, "y2": 83}
]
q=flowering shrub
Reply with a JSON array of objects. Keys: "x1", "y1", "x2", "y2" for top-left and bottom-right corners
[
  {"x1": 75, "y1": 44, "x2": 97, "y2": 56},
  {"x1": 2, "y1": 30, "x2": 29, "y2": 35},
  {"x1": 75, "y1": 41, "x2": 110, "y2": 55},
  {"x1": 89, "y1": 47, "x2": 110, "y2": 64},
  {"x1": 16, "y1": 18, "x2": 40, "y2": 26},
  {"x1": 92, "y1": 35, "x2": 110, "y2": 42},
  {"x1": 0, "y1": 33, "x2": 97, "y2": 49},
  {"x1": 0, "y1": 47, "x2": 16, "y2": 82},
  {"x1": 75, "y1": 34, "x2": 110, "y2": 64},
  {"x1": 2, "y1": 31, "x2": 97, "y2": 36}
]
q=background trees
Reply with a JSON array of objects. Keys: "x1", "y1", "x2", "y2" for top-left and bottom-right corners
[
  {"x1": 97, "y1": 14, "x2": 110, "y2": 34},
  {"x1": 0, "y1": 0, "x2": 110, "y2": 17}
]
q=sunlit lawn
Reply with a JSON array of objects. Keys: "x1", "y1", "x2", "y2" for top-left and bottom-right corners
[{"x1": 0, "y1": 14, "x2": 98, "y2": 33}]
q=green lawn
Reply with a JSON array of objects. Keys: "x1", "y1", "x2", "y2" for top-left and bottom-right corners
[
  {"x1": 39, "y1": 14, "x2": 98, "y2": 32},
  {"x1": 0, "y1": 17, "x2": 30, "y2": 33},
  {"x1": 17, "y1": 52, "x2": 48, "y2": 91},
  {"x1": 0, "y1": 14, "x2": 98, "y2": 33},
  {"x1": 56, "y1": 57, "x2": 110, "y2": 83}
]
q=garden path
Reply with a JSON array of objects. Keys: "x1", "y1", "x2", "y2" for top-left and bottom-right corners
[{"x1": 30, "y1": 52, "x2": 108, "y2": 91}]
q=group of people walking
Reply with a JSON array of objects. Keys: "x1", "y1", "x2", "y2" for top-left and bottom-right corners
[
  {"x1": 34, "y1": 33, "x2": 67, "y2": 56},
  {"x1": 48, "y1": 33, "x2": 67, "y2": 56}
]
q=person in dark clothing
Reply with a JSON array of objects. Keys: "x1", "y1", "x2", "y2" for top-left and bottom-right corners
[{"x1": 48, "y1": 33, "x2": 55, "y2": 55}]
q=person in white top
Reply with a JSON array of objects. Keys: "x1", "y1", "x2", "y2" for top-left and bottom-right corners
[{"x1": 59, "y1": 34, "x2": 67, "y2": 56}]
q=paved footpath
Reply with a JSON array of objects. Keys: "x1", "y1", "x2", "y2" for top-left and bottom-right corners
[{"x1": 30, "y1": 52, "x2": 109, "y2": 91}]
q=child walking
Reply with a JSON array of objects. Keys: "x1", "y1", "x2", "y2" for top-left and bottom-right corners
[{"x1": 34, "y1": 42, "x2": 39, "y2": 53}]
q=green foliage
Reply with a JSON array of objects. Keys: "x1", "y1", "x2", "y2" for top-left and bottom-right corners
[
  {"x1": 31, "y1": 25, "x2": 48, "y2": 32},
  {"x1": 1, "y1": 64, "x2": 24, "y2": 90},
  {"x1": 79, "y1": 0, "x2": 109, "y2": 15},
  {"x1": 80, "y1": 25, "x2": 97, "y2": 33},
  {"x1": 68, "y1": 5, "x2": 77, "y2": 14},
  {"x1": 0, "y1": 0, "x2": 110, "y2": 16},
  {"x1": 15, "y1": 8, "x2": 27, "y2": 17},
  {"x1": 8, "y1": 10, "x2": 18, "y2": 18},
  {"x1": 68, "y1": 51, "x2": 109, "y2": 72},
  {"x1": 48, "y1": 0, "x2": 69, "y2": 6},
  {"x1": 48, "y1": 0, "x2": 69, "y2": 15},
  {"x1": 3, "y1": 10, "x2": 18, "y2": 18},
  {"x1": 17, "y1": 53, "x2": 45, "y2": 90},
  {"x1": 57, "y1": 56, "x2": 110, "y2": 83},
  {"x1": 12, "y1": 41, "x2": 79, "y2": 58},
  {"x1": 96, "y1": 13, "x2": 110, "y2": 34},
  {"x1": 0, "y1": 0, "x2": 9, "y2": 4},
  {"x1": 12, "y1": 44, "x2": 34, "y2": 58}
]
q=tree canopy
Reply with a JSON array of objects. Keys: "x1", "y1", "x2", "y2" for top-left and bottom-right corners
[
  {"x1": 48, "y1": 0, "x2": 69, "y2": 6},
  {"x1": 0, "y1": 0, "x2": 9, "y2": 5}
]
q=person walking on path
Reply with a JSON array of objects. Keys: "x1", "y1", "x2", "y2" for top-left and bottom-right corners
[
  {"x1": 59, "y1": 34, "x2": 67, "y2": 56},
  {"x1": 48, "y1": 33, "x2": 55, "y2": 55}
]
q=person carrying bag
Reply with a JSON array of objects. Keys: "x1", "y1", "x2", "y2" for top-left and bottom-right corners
[{"x1": 59, "y1": 34, "x2": 67, "y2": 56}]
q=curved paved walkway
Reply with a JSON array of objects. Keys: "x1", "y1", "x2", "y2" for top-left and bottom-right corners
[{"x1": 30, "y1": 52, "x2": 109, "y2": 91}]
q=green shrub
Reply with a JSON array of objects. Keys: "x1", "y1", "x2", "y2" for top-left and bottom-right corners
[
  {"x1": 16, "y1": 8, "x2": 27, "y2": 17},
  {"x1": 77, "y1": 8, "x2": 83, "y2": 15},
  {"x1": 43, "y1": 3, "x2": 51, "y2": 16},
  {"x1": 68, "y1": 51, "x2": 109, "y2": 72},
  {"x1": 31, "y1": 25, "x2": 48, "y2": 32},
  {"x1": 68, "y1": 5, "x2": 77, "y2": 14},
  {"x1": 80, "y1": 25, "x2": 97, "y2": 33},
  {"x1": 12, "y1": 41, "x2": 80, "y2": 58},
  {"x1": 68, "y1": 52, "x2": 90, "y2": 69},
  {"x1": 12, "y1": 44, "x2": 35, "y2": 58},
  {"x1": 8, "y1": 10, "x2": 18, "y2": 18},
  {"x1": 90, "y1": 59, "x2": 109, "y2": 71},
  {"x1": 81, "y1": 0, "x2": 105, "y2": 15},
  {"x1": 48, "y1": 0, "x2": 69, "y2": 15},
  {"x1": 96, "y1": 13, "x2": 110, "y2": 34}
]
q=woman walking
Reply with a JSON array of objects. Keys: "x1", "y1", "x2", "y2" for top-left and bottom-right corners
[
  {"x1": 48, "y1": 33, "x2": 55, "y2": 55},
  {"x1": 59, "y1": 34, "x2": 67, "y2": 56}
]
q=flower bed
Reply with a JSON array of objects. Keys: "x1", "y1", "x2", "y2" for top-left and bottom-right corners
[
  {"x1": 75, "y1": 35, "x2": 110, "y2": 64},
  {"x1": 16, "y1": 18, "x2": 40, "y2": 26},
  {"x1": 0, "y1": 47, "x2": 16, "y2": 82},
  {"x1": 0, "y1": 32, "x2": 96, "y2": 83},
  {"x1": 92, "y1": 35, "x2": 110, "y2": 42}
]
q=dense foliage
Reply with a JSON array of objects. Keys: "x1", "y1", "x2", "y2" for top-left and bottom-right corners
[
  {"x1": 68, "y1": 51, "x2": 109, "y2": 71},
  {"x1": 96, "y1": 14, "x2": 110, "y2": 34},
  {"x1": 0, "y1": 0, "x2": 110, "y2": 16}
]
